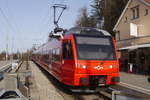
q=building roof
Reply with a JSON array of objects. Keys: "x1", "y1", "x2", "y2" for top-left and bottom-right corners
[
  {"x1": 142, "y1": 0, "x2": 150, "y2": 6},
  {"x1": 144, "y1": 0, "x2": 150, "y2": 4},
  {"x1": 113, "y1": 0, "x2": 150, "y2": 31}
]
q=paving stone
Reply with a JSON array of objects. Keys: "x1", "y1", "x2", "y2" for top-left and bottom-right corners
[
  {"x1": 120, "y1": 72, "x2": 150, "y2": 90},
  {"x1": 29, "y1": 61, "x2": 69, "y2": 100}
]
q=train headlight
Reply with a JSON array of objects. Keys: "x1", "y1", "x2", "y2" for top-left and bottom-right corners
[
  {"x1": 109, "y1": 65, "x2": 113, "y2": 69},
  {"x1": 82, "y1": 65, "x2": 87, "y2": 69}
]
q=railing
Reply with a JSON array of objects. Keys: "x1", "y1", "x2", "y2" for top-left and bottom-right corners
[{"x1": 117, "y1": 35, "x2": 150, "y2": 48}]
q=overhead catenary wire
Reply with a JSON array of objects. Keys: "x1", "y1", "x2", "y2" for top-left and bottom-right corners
[
  {"x1": 52, "y1": 0, "x2": 56, "y2": 4},
  {"x1": 34, "y1": 7, "x2": 52, "y2": 35},
  {"x1": 0, "y1": 7, "x2": 21, "y2": 55},
  {"x1": 5, "y1": 2, "x2": 22, "y2": 35},
  {"x1": 4, "y1": 2, "x2": 23, "y2": 54},
  {"x1": 60, "y1": 0, "x2": 66, "y2": 4},
  {"x1": 0, "y1": 7, "x2": 17, "y2": 34},
  {"x1": 34, "y1": 7, "x2": 54, "y2": 44},
  {"x1": 34, "y1": 0, "x2": 67, "y2": 43},
  {"x1": 34, "y1": 0, "x2": 56, "y2": 41}
]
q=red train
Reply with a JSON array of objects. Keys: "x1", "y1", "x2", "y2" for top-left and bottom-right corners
[{"x1": 32, "y1": 27, "x2": 120, "y2": 88}]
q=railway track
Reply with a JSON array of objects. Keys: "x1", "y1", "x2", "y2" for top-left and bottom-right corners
[
  {"x1": 0, "y1": 60, "x2": 30, "y2": 100},
  {"x1": 31, "y1": 61, "x2": 150, "y2": 100},
  {"x1": 0, "y1": 62, "x2": 13, "y2": 73},
  {"x1": 0, "y1": 60, "x2": 22, "y2": 80},
  {"x1": 72, "y1": 85, "x2": 150, "y2": 100}
]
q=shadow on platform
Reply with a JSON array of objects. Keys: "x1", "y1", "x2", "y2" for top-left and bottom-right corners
[{"x1": 34, "y1": 62, "x2": 73, "y2": 95}]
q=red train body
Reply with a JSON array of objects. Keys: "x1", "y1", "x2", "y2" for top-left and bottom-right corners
[{"x1": 32, "y1": 27, "x2": 120, "y2": 87}]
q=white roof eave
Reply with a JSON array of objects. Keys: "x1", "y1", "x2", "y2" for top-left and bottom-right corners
[
  {"x1": 119, "y1": 44, "x2": 150, "y2": 50},
  {"x1": 139, "y1": 0, "x2": 150, "y2": 7},
  {"x1": 113, "y1": 0, "x2": 132, "y2": 31}
]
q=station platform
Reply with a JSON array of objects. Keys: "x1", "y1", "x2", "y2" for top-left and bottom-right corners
[
  {"x1": 29, "y1": 61, "x2": 74, "y2": 100},
  {"x1": 120, "y1": 72, "x2": 150, "y2": 93}
]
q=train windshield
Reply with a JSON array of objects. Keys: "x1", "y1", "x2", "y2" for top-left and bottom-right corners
[{"x1": 75, "y1": 35, "x2": 116, "y2": 60}]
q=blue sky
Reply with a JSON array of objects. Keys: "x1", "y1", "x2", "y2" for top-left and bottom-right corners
[{"x1": 0, "y1": 0, "x2": 92, "y2": 53}]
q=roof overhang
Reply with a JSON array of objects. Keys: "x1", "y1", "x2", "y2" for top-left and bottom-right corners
[
  {"x1": 119, "y1": 44, "x2": 150, "y2": 50},
  {"x1": 113, "y1": 0, "x2": 132, "y2": 31},
  {"x1": 140, "y1": 0, "x2": 150, "y2": 6}
]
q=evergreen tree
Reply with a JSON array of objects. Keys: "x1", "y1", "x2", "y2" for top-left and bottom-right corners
[
  {"x1": 91, "y1": 0, "x2": 105, "y2": 28},
  {"x1": 91, "y1": 0, "x2": 129, "y2": 36},
  {"x1": 75, "y1": 7, "x2": 97, "y2": 27}
]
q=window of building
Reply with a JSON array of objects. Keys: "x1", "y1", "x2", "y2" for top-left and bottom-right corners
[
  {"x1": 145, "y1": 9, "x2": 148, "y2": 16},
  {"x1": 125, "y1": 17, "x2": 128, "y2": 23},
  {"x1": 131, "y1": 5, "x2": 139, "y2": 19}
]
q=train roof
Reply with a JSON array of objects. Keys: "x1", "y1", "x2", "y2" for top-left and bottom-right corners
[{"x1": 65, "y1": 27, "x2": 111, "y2": 36}]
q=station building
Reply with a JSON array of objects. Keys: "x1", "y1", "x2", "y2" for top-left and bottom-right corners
[{"x1": 113, "y1": 0, "x2": 150, "y2": 74}]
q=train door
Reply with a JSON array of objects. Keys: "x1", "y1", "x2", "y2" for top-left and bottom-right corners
[
  {"x1": 51, "y1": 48, "x2": 62, "y2": 80},
  {"x1": 61, "y1": 40, "x2": 75, "y2": 85}
]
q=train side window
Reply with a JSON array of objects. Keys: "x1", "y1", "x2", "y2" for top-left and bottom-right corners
[
  {"x1": 43, "y1": 54, "x2": 49, "y2": 64},
  {"x1": 56, "y1": 48, "x2": 60, "y2": 61},
  {"x1": 49, "y1": 48, "x2": 53, "y2": 64},
  {"x1": 63, "y1": 41, "x2": 73, "y2": 60},
  {"x1": 52, "y1": 49, "x2": 56, "y2": 61}
]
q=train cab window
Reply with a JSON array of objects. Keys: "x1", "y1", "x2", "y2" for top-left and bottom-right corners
[
  {"x1": 75, "y1": 35, "x2": 116, "y2": 60},
  {"x1": 63, "y1": 40, "x2": 73, "y2": 60}
]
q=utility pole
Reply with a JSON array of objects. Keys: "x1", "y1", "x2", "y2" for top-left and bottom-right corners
[
  {"x1": 6, "y1": 35, "x2": 9, "y2": 61},
  {"x1": 11, "y1": 37, "x2": 14, "y2": 61}
]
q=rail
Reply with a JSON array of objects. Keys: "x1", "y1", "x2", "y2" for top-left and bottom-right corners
[
  {"x1": 98, "y1": 86, "x2": 150, "y2": 100},
  {"x1": 14, "y1": 61, "x2": 23, "y2": 72},
  {"x1": 0, "y1": 63, "x2": 12, "y2": 73}
]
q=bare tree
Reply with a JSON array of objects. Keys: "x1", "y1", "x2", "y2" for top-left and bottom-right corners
[{"x1": 0, "y1": 51, "x2": 7, "y2": 60}]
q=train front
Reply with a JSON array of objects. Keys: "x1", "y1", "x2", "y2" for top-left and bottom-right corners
[{"x1": 72, "y1": 28, "x2": 120, "y2": 87}]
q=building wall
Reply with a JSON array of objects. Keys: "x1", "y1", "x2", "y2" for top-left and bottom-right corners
[{"x1": 115, "y1": 0, "x2": 150, "y2": 48}]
